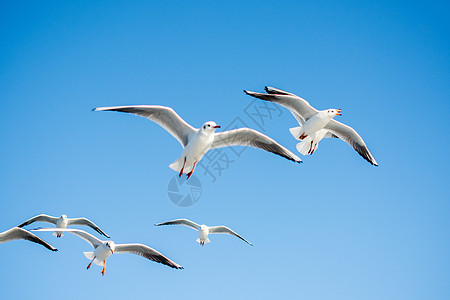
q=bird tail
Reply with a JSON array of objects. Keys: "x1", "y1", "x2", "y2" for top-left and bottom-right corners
[
  {"x1": 83, "y1": 251, "x2": 94, "y2": 260},
  {"x1": 296, "y1": 140, "x2": 313, "y2": 155},
  {"x1": 53, "y1": 231, "x2": 64, "y2": 237},
  {"x1": 289, "y1": 126, "x2": 303, "y2": 141},
  {"x1": 196, "y1": 238, "x2": 211, "y2": 244}
]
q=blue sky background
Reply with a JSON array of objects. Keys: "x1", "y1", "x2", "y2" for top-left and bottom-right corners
[{"x1": 0, "y1": 1, "x2": 449, "y2": 299}]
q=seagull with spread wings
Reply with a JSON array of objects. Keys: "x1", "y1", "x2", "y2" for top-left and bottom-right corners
[
  {"x1": 0, "y1": 227, "x2": 57, "y2": 251},
  {"x1": 32, "y1": 228, "x2": 183, "y2": 276},
  {"x1": 94, "y1": 105, "x2": 301, "y2": 179},
  {"x1": 244, "y1": 87, "x2": 378, "y2": 166},
  {"x1": 155, "y1": 219, "x2": 253, "y2": 246},
  {"x1": 18, "y1": 214, "x2": 110, "y2": 238}
]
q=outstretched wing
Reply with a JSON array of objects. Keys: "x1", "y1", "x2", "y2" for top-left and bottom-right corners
[
  {"x1": 115, "y1": 243, "x2": 183, "y2": 269},
  {"x1": 94, "y1": 105, "x2": 196, "y2": 147},
  {"x1": 17, "y1": 214, "x2": 59, "y2": 227},
  {"x1": 31, "y1": 228, "x2": 103, "y2": 249},
  {"x1": 208, "y1": 226, "x2": 253, "y2": 246},
  {"x1": 324, "y1": 119, "x2": 378, "y2": 166},
  {"x1": 67, "y1": 218, "x2": 110, "y2": 238},
  {"x1": 0, "y1": 227, "x2": 58, "y2": 251},
  {"x1": 212, "y1": 128, "x2": 301, "y2": 163},
  {"x1": 155, "y1": 219, "x2": 200, "y2": 231},
  {"x1": 244, "y1": 88, "x2": 318, "y2": 124}
]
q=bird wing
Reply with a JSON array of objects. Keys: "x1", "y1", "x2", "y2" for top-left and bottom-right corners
[
  {"x1": 67, "y1": 218, "x2": 110, "y2": 238},
  {"x1": 324, "y1": 119, "x2": 378, "y2": 166},
  {"x1": 31, "y1": 228, "x2": 103, "y2": 248},
  {"x1": 94, "y1": 105, "x2": 196, "y2": 147},
  {"x1": 114, "y1": 243, "x2": 183, "y2": 269},
  {"x1": 211, "y1": 128, "x2": 301, "y2": 163},
  {"x1": 0, "y1": 227, "x2": 58, "y2": 251},
  {"x1": 208, "y1": 226, "x2": 253, "y2": 246},
  {"x1": 17, "y1": 214, "x2": 59, "y2": 227},
  {"x1": 244, "y1": 88, "x2": 318, "y2": 123},
  {"x1": 155, "y1": 219, "x2": 201, "y2": 231},
  {"x1": 264, "y1": 86, "x2": 298, "y2": 96}
]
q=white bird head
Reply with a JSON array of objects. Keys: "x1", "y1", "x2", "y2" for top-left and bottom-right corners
[
  {"x1": 61, "y1": 214, "x2": 68, "y2": 219},
  {"x1": 201, "y1": 121, "x2": 220, "y2": 132},
  {"x1": 326, "y1": 109, "x2": 342, "y2": 118},
  {"x1": 200, "y1": 225, "x2": 208, "y2": 231},
  {"x1": 105, "y1": 241, "x2": 116, "y2": 254}
]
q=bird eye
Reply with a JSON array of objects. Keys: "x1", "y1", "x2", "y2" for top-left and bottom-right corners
[{"x1": 208, "y1": 124, "x2": 210, "y2": 127}]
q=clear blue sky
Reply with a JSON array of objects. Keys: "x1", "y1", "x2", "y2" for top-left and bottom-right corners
[{"x1": 0, "y1": 1, "x2": 449, "y2": 299}]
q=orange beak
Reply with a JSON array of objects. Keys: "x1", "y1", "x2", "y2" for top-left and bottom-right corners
[
  {"x1": 336, "y1": 109, "x2": 342, "y2": 116},
  {"x1": 214, "y1": 125, "x2": 221, "y2": 128},
  {"x1": 111, "y1": 249, "x2": 114, "y2": 254}
]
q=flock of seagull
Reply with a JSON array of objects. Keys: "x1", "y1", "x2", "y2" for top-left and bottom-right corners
[{"x1": 2, "y1": 86, "x2": 377, "y2": 276}]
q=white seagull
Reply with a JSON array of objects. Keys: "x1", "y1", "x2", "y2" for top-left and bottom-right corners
[
  {"x1": 32, "y1": 228, "x2": 183, "y2": 275},
  {"x1": 94, "y1": 105, "x2": 301, "y2": 179},
  {"x1": 244, "y1": 86, "x2": 378, "y2": 166},
  {"x1": 155, "y1": 219, "x2": 253, "y2": 246},
  {"x1": 18, "y1": 214, "x2": 110, "y2": 238},
  {"x1": 0, "y1": 227, "x2": 57, "y2": 251}
]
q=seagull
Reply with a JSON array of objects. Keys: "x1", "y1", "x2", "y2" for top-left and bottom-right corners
[
  {"x1": 94, "y1": 105, "x2": 301, "y2": 179},
  {"x1": 0, "y1": 227, "x2": 57, "y2": 251},
  {"x1": 32, "y1": 228, "x2": 183, "y2": 275},
  {"x1": 18, "y1": 214, "x2": 110, "y2": 238},
  {"x1": 155, "y1": 219, "x2": 253, "y2": 246},
  {"x1": 244, "y1": 86, "x2": 378, "y2": 166}
]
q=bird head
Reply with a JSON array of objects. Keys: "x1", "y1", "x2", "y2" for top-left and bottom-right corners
[
  {"x1": 327, "y1": 109, "x2": 342, "y2": 118},
  {"x1": 201, "y1": 121, "x2": 221, "y2": 132},
  {"x1": 105, "y1": 241, "x2": 116, "y2": 254},
  {"x1": 61, "y1": 214, "x2": 68, "y2": 219}
]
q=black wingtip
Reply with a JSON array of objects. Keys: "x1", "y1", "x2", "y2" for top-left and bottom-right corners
[
  {"x1": 52, "y1": 248, "x2": 58, "y2": 252},
  {"x1": 243, "y1": 90, "x2": 250, "y2": 95},
  {"x1": 92, "y1": 108, "x2": 97, "y2": 111}
]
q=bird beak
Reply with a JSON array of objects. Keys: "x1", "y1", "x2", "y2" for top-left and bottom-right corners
[
  {"x1": 336, "y1": 109, "x2": 342, "y2": 116},
  {"x1": 214, "y1": 125, "x2": 221, "y2": 128},
  {"x1": 111, "y1": 249, "x2": 114, "y2": 254}
]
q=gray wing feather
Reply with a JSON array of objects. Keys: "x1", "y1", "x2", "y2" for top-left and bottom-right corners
[
  {"x1": 244, "y1": 89, "x2": 318, "y2": 122},
  {"x1": 67, "y1": 218, "x2": 110, "y2": 238},
  {"x1": 94, "y1": 105, "x2": 196, "y2": 147},
  {"x1": 265, "y1": 86, "x2": 298, "y2": 96},
  {"x1": 211, "y1": 128, "x2": 301, "y2": 163},
  {"x1": 325, "y1": 119, "x2": 378, "y2": 166},
  {"x1": 208, "y1": 226, "x2": 253, "y2": 246},
  {"x1": 0, "y1": 227, "x2": 58, "y2": 251},
  {"x1": 17, "y1": 214, "x2": 59, "y2": 227},
  {"x1": 155, "y1": 219, "x2": 200, "y2": 231},
  {"x1": 114, "y1": 243, "x2": 183, "y2": 269}
]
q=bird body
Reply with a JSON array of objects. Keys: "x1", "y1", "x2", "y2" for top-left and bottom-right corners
[
  {"x1": 155, "y1": 219, "x2": 252, "y2": 246},
  {"x1": 244, "y1": 87, "x2": 378, "y2": 166},
  {"x1": 18, "y1": 214, "x2": 110, "y2": 238},
  {"x1": 32, "y1": 228, "x2": 183, "y2": 276},
  {"x1": 54, "y1": 215, "x2": 69, "y2": 237},
  {"x1": 94, "y1": 105, "x2": 301, "y2": 179}
]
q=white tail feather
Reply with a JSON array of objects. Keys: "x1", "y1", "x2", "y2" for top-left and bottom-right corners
[
  {"x1": 83, "y1": 251, "x2": 94, "y2": 260},
  {"x1": 289, "y1": 126, "x2": 303, "y2": 140},
  {"x1": 169, "y1": 158, "x2": 182, "y2": 171}
]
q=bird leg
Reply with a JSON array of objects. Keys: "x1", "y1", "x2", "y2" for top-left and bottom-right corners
[
  {"x1": 299, "y1": 133, "x2": 308, "y2": 140},
  {"x1": 87, "y1": 257, "x2": 95, "y2": 270},
  {"x1": 186, "y1": 161, "x2": 197, "y2": 179},
  {"x1": 179, "y1": 157, "x2": 187, "y2": 177},
  {"x1": 101, "y1": 260, "x2": 106, "y2": 276}
]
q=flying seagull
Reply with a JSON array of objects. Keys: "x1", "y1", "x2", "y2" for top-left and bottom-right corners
[
  {"x1": 18, "y1": 214, "x2": 110, "y2": 238},
  {"x1": 32, "y1": 228, "x2": 183, "y2": 275},
  {"x1": 244, "y1": 86, "x2": 378, "y2": 166},
  {"x1": 0, "y1": 227, "x2": 57, "y2": 251},
  {"x1": 155, "y1": 219, "x2": 253, "y2": 246},
  {"x1": 94, "y1": 105, "x2": 301, "y2": 179}
]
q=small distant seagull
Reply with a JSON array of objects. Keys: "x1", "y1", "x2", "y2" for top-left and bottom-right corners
[
  {"x1": 0, "y1": 227, "x2": 57, "y2": 252},
  {"x1": 244, "y1": 87, "x2": 378, "y2": 166},
  {"x1": 32, "y1": 228, "x2": 183, "y2": 276},
  {"x1": 94, "y1": 105, "x2": 301, "y2": 179},
  {"x1": 155, "y1": 219, "x2": 253, "y2": 246},
  {"x1": 18, "y1": 214, "x2": 110, "y2": 238}
]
